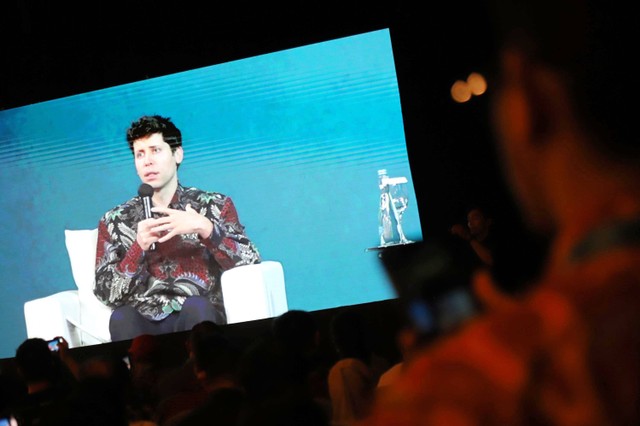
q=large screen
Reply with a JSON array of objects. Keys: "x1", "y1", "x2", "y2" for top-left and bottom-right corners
[{"x1": 0, "y1": 28, "x2": 422, "y2": 359}]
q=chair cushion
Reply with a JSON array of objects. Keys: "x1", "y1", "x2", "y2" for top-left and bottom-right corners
[
  {"x1": 64, "y1": 228, "x2": 113, "y2": 343},
  {"x1": 64, "y1": 228, "x2": 99, "y2": 294},
  {"x1": 221, "y1": 261, "x2": 288, "y2": 323}
]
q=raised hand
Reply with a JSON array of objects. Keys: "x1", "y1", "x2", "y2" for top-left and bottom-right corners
[{"x1": 150, "y1": 204, "x2": 214, "y2": 243}]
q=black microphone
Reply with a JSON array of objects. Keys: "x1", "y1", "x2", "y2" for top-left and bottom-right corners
[{"x1": 138, "y1": 183, "x2": 156, "y2": 251}]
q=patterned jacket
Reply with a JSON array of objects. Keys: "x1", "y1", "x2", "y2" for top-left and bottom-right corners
[{"x1": 94, "y1": 183, "x2": 261, "y2": 322}]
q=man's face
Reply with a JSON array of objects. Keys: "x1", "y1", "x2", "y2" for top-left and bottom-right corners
[
  {"x1": 133, "y1": 133, "x2": 183, "y2": 190},
  {"x1": 490, "y1": 50, "x2": 552, "y2": 234}
]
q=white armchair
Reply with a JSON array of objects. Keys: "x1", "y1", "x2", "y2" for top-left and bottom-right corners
[{"x1": 23, "y1": 229, "x2": 288, "y2": 348}]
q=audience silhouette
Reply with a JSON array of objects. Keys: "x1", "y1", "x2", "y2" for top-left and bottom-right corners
[
  {"x1": 271, "y1": 309, "x2": 332, "y2": 414},
  {"x1": 450, "y1": 204, "x2": 496, "y2": 268},
  {"x1": 165, "y1": 330, "x2": 245, "y2": 426},
  {"x1": 327, "y1": 308, "x2": 389, "y2": 426},
  {"x1": 60, "y1": 354, "x2": 133, "y2": 426},
  {"x1": 10, "y1": 337, "x2": 77, "y2": 426},
  {"x1": 153, "y1": 321, "x2": 232, "y2": 425}
]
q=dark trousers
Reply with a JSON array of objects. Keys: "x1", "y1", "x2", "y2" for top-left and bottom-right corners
[{"x1": 109, "y1": 296, "x2": 225, "y2": 341}]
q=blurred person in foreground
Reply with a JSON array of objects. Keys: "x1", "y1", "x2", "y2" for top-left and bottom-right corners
[{"x1": 361, "y1": 0, "x2": 640, "y2": 424}]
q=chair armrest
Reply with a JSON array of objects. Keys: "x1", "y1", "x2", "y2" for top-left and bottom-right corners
[
  {"x1": 74, "y1": 291, "x2": 114, "y2": 345},
  {"x1": 221, "y1": 261, "x2": 288, "y2": 324},
  {"x1": 24, "y1": 290, "x2": 81, "y2": 346}
]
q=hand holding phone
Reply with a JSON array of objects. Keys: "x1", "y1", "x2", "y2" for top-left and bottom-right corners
[
  {"x1": 47, "y1": 337, "x2": 63, "y2": 352},
  {"x1": 0, "y1": 415, "x2": 18, "y2": 426},
  {"x1": 379, "y1": 239, "x2": 480, "y2": 340}
]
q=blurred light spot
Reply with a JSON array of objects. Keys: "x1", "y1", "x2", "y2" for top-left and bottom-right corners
[
  {"x1": 467, "y1": 72, "x2": 487, "y2": 95},
  {"x1": 450, "y1": 71, "x2": 488, "y2": 103},
  {"x1": 451, "y1": 80, "x2": 472, "y2": 103}
]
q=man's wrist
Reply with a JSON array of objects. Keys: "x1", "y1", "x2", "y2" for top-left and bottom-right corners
[{"x1": 199, "y1": 219, "x2": 214, "y2": 239}]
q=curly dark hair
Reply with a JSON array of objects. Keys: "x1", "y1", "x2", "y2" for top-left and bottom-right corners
[{"x1": 126, "y1": 115, "x2": 182, "y2": 153}]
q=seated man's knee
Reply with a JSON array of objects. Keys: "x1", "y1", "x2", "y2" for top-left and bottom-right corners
[
  {"x1": 110, "y1": 305, "x2": 147, "y2": 341},
  {"x1": 181, "y1": 295, "x2": 211, "y2": 311},
  {"x1": 179, "y1": 296, "x2": 224, "y2": 327},
  {"x1": 110, "y1": 305, "x2": 140, "y2": 325}
]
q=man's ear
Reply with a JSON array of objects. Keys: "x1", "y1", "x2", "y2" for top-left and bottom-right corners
[
  {"x1": 493, "y1": 49, "x2": 534, "y2": 150},
  {"x1": 174, "y1": 146, "x2": 184, "y2": 166},
  {"x1": 524, "y1": 64, "x2": 571, "y2": 143},
  {"x1": 497, "y1": 49, "x2": 570, "y2": 147}
]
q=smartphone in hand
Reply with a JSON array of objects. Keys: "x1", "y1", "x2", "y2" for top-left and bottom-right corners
[
  {"x1": 0, "y1": 416, "x2": 18, "y2": 426},
  {"x1": 379, "y1": 239, "x2": 480, "y2": 340},
  {"x1": 47, "y1": 337, "x2": 63, "y2": 352}
]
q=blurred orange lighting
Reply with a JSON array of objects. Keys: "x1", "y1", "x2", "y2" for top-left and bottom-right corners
[
  {"x1": 450, "y1": 71, "x2": 488, "y2": 103},
  {"x1": 451, "y1": 80, "x2": 472, "y2": 103},
  {"x1": 467, "y1": 72, "x2": 487, "y2": 95}
]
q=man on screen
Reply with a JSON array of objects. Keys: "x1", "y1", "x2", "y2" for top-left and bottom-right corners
[{"x1": 94, "y1": 115, "x2": 261, "y2": 341}]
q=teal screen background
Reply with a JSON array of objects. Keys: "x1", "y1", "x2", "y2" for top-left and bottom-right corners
[{"x1": 0, "y1": 29, "x2": 422, "y2": 359}]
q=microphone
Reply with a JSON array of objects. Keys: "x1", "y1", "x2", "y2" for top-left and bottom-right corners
[{"x1": 138, "y1": 183, "x2": 155, "y2": 251}]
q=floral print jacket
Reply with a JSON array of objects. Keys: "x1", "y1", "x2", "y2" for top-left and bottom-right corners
[{"x1": 94, "y1": 183, "x2": 261, "y2": 322}]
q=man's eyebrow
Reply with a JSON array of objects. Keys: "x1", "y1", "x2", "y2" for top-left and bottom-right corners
[{"x1": 135, "y1": 144, "x2": 162, "y2": 152}]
